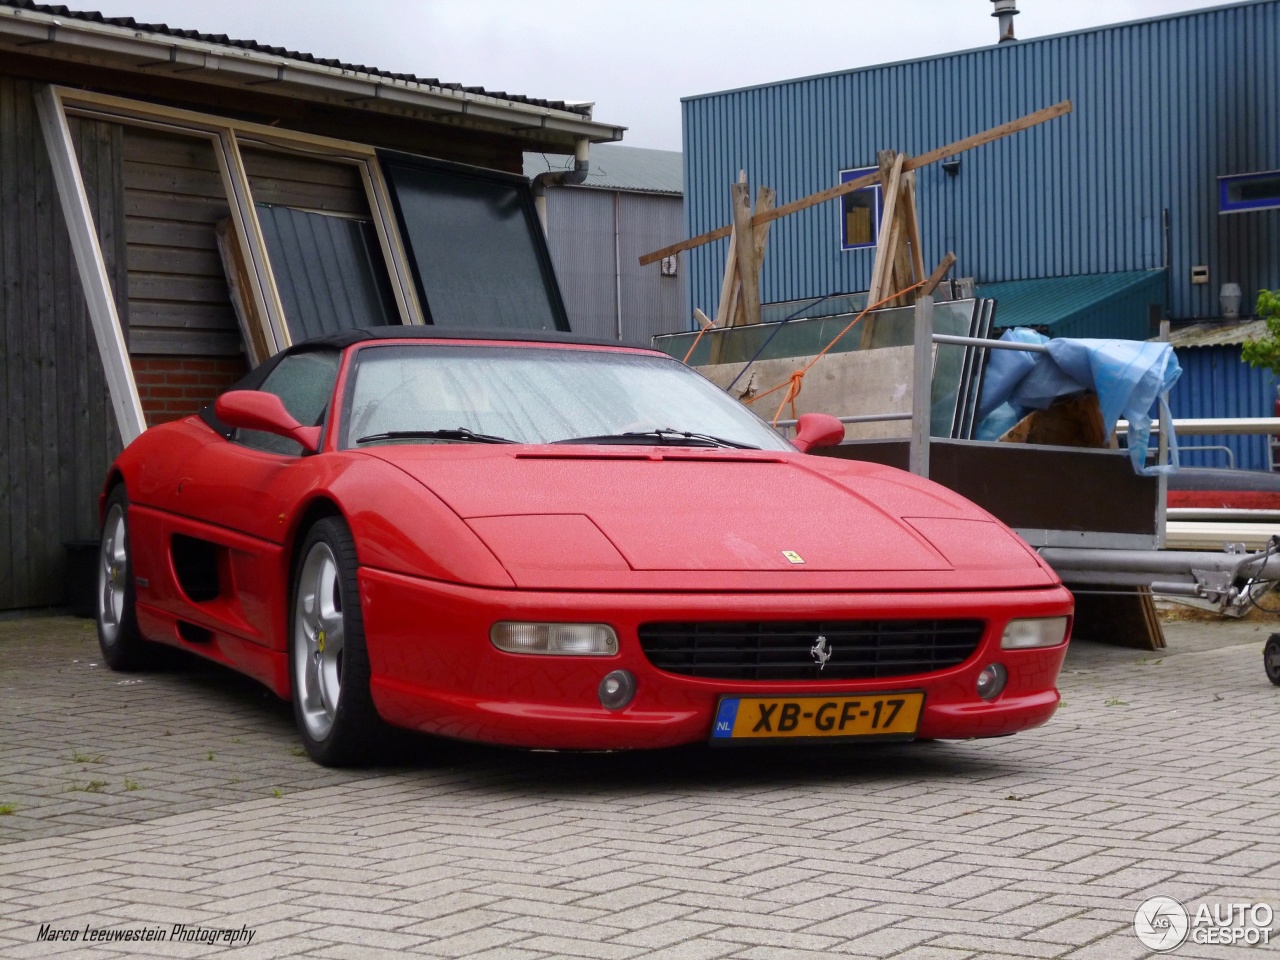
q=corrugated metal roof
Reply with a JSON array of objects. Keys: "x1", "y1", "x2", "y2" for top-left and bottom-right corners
[
  {"x1": 1162, "y1": 318, "x2": 1266, "y2": 347},
  {"x1": 0, "y1": 0, "x2": 591, "y2": 116},
  {"x1": 524, "y1": 145, "x2": 682, "y2": 195},
  {"x1": 977, "y1": 270, "x2": 1159, "y2": 326}
]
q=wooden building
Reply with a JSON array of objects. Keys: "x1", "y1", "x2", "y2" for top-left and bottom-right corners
[{"x1": 0, "y1": 1, "x2": 624, "y2": 610}]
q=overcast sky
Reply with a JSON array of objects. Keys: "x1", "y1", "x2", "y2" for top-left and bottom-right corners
[{"x1": 77, "y1": 0, "x2": 1240, "y2": 150}]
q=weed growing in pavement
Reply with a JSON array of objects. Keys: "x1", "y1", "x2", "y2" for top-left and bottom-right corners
[
  {"x1": 1104, "y1": 697, "x2": 1130, "y2": 706},
  {"x1": 206, "y1": 751, "x2": 214, "y2": 761},
  {"x1": 67, "y1": 780, "x2": 109, "y2": 793},
  {"x1": 0, "y1": 803, "x2": 16, "y2": 815},
  {"x1": 124, "y1": 779, "x2": 138, "y2": 791},
  {"x1": 68, "y1": 749, "x2": 103, "y2": 764},
  {"x1": 272, "y1": 788, "x2": 282, "y2": 798},
  {"x1": 290, "y1": 746, "x2": 305, "y2": 757}
]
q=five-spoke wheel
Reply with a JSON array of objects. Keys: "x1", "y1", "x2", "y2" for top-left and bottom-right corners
[
  {"x1": 289, "y1": 516, "x2": 383, "y2": 765},
  {"x1": 95, "y1": 486, "x2": 152, "y2": 670}
]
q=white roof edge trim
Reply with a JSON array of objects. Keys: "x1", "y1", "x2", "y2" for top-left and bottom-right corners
[{"x1": 0, "y1": 5, "x2": 626, "y2": 142}]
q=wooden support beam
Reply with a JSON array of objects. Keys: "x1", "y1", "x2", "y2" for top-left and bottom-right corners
[
  {"x1": 694, "y1": 307, "x2": 714, "y2": 329},
  {"x1": 752, "y1": 185, "x2": 776, "y2": 267},
  {"x1": 731, "y1": 180, "x2": 762, "y2": 327},
  {"x1": 922, "y1": 252, "x2": 957, "y2": 296},
  {"x1": 866, "y1": 152, "x2": 905, "y2": 306},
  {"x1": 889, "y1": 172, "x2": 916, "y2": 307},
  {"x1": 903, "y1": 172, "x2": 925, "y2": 289},
  {"x1": 638, "y1": 99, "x2": 1073, "y2": 265}
]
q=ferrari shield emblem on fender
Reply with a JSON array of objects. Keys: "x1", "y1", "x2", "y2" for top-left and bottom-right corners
[
  {"x1": 317, "y1": 629, "x2": 326, "y2": 654},
  {"x1": 782, "y1": 550, "x2": 805, "y2": 564},
  {"x1": 810, "y1": 635, "x2": 832, "y2": 670}
]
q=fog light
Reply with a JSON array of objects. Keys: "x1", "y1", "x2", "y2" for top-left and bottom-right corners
[
  {"x1": 490, "y1": 622, "x2": 618, "y2": 656},
  {"x1": 976, "y1": 663, "x2": 1007, "y2": 701},
  {"x1": 1001, "y1": 617, "x2": 1069, "y2": 649},
  {"x1": 598, "y1": 670, "x2": 636, "y2": 710}
]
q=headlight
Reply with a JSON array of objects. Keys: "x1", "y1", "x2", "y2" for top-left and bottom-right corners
[
  {"x1": 1000, "y1": 617, "x2": 1069, "y2": 649},
  {"x1": 490, "y1": 622, "x2": 618, "y2": 656}
]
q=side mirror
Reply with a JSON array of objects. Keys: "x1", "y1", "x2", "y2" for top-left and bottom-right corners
[
  {"x1": 214, "y1": 391, "x2": 321, "y2": 454},
  {"x1": 792, "y1": 412, "x2": 845, "y2": 453}
]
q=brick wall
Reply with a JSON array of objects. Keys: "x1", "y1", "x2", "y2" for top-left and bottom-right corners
[{"x1": 131, "y1": 356, "x2": 249, "y2": 427}]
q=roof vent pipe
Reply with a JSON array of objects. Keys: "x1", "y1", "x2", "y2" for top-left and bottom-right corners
[
  {"x1": 991, "y1": 0, "x2": 1018, "y2": 43},
  {"x1": 532, "y1": 138, "x2": 590, "y2": 233}
]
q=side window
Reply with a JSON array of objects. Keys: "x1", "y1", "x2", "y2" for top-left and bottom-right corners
[{"x1": 236, "y1": 350, "x2": 342, "y2": 455}]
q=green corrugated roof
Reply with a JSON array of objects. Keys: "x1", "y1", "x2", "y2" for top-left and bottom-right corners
[
  {"x1": 524, "y1": 144, "x2": 682, "y2": 195},
  {"x1": 976, "y1": 270, "x2": 1167, "y2": 340}
]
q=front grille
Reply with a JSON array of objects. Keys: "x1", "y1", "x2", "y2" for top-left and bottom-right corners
[{"x1": 638, "y1": 620, "x2": 985, "y2": 681}]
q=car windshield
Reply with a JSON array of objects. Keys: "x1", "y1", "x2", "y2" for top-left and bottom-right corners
[{"x1": 342, "y1": 343, "x2": 793, "y2": 451}]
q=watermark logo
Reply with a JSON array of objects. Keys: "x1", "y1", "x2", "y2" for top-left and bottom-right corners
[
  {"x1": 1134, "y1": 896, "x2": 1189, "y2": 951},
  {"x1": 1133, "y1": 897, "x2": 1275, "y2": 951}
]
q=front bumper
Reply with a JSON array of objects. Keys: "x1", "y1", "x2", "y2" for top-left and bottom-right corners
[{"x1": 360, "y1": 568, "x2": 1074, "y2": 750}]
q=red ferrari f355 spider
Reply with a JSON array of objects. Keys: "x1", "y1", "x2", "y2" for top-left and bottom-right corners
[{"x1": 96, "y1": 328, "x2": 1073, "y2": 765}]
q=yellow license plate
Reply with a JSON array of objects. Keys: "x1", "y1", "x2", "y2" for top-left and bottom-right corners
[{"x1": 711, "y1": 693, "x2": 924, "y2": 741}]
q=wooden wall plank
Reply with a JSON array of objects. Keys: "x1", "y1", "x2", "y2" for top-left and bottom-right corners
[
  {"x1": 128, "y1": 301, "x2": 238, "y2": 329},
  {"x1": 125, "y1": 192, "x2": 231, "y2": 222},
  {"x1": 241, "y1": 146, "x2": 368, "y2": 215},
  {"x1": 15, "y1": 78, "x2": 37, "y2": 606},
  {"x1": 128, "y1": 246, "x2": 225, "y2": 276},
  {"x1": 0, "y1": 77, "x2": 18, "y2": 608},
  {"x1": 122, "y1": 130, "x2": 221, "y2": 170},
  {"x1": 0, "y1": 82, "x2": 125, "y2": 608},
  {"x1": 122, "y1": 126, "x2": 241, "y2": 360},
  {"x1": 124, "y1": 163, "x2": 227, "y2": 199},
  {"x1": 126, "y1": 218, "x2": 219, "y2": 249},
  {"x1": 127, "y1": 273, "x2": 232, "y2": 303}
]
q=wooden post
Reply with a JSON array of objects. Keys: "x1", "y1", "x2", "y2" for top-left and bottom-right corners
[
  {"x1": 889, "y1": 174, "x2": 915, "y2": 307},
  {"x1": 866, "y1": 151, "x2": 905, "y2": 306},
  {"x1": 902, "y1": 171, "x2": 925, "y2": 295},
  {"x1": 731, "y1": 180, "x2": 762, "y2": 327},
  {"x1": 922, "y1": 252, "x2": 957, "y2": 296}
]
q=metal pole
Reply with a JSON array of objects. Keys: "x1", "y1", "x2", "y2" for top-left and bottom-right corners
[{"x1": 910, "y1": 295, "x2": 934, "y2": 477}]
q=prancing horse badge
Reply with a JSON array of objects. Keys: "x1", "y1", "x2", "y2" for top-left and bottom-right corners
[{"x1": 782, "y1": 551, "x2": 805, "y2": 564}]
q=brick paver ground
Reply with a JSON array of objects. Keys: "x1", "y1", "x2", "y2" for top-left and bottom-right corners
[{"x1": 1, "y1": 613, "x2": 1277, "y2": 958}]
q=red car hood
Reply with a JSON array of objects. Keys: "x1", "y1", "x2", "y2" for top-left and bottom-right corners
[{"x1": 362, "y1": 445, "x2": 1057, "y2": 592}]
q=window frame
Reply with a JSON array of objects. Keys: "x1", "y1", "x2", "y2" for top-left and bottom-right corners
[
  {"x1": 1218, "y1": 169, "x2": 1280, "y2": 214},
  {"x1": 42, "y1": 85, "x2": 424, "y2": 371},
  {"x1": 838, "y1": 165, "x2": 882, "y2": 252},
  {"x1": 378, "y1": 150, "x2": 571, "y2": 331}
]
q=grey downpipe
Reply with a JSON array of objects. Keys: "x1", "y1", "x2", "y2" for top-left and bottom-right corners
[{"x1": 532, "y1": 138, "x2": 590, "y2": 232}]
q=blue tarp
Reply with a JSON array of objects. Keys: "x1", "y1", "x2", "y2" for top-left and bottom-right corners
[{"x1": 976, "y1": 329, "x2": 1182, "y2": 476}]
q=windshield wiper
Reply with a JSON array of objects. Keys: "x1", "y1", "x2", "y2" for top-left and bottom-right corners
[
  {"x1": 356, "y1": 428, "x2": 515, "y2": 445},
  {"x1": 552, "y1": 428, "x2": 758, "y2": 450}
]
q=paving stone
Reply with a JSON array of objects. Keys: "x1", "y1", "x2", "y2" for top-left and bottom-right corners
[{"x1": 1, "y1": 616, "x2": 1277, "y2": 960}]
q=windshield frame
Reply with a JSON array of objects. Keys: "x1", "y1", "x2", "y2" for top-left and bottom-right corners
[{"x1": 336, "y1": 339, "x2": 796, "y2": 453}]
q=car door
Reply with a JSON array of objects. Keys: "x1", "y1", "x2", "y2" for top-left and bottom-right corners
[{"x1": 164, "y1": 348, "x2": 343, "y2": 646}]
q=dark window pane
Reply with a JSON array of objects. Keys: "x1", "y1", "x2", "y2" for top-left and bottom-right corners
[
  {"x1": 381, "y1": 157, "x2": 567, "y2": 331},
  {"x1": 257, "y1": 204, "x2": 398, "y2": 341},
  {"x1": 238, "y1": 349, "x2": 341, "y2": 455}
]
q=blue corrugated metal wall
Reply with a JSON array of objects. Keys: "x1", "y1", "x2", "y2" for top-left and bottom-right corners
[
  {"x1": 1168, "y1": 345, "x2": 1277, "y2": 471},
  {"x1": 683, "y1": 1, "x2": 1280, "y2": 329}
]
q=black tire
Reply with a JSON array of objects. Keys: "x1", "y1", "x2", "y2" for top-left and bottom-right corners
[
  {"x1": 96, "y1": 485, "x2": 155, "y2": 671},
  {"x1": 289, "y1": 516, "x2": 385, "y2": 766},
  {"x1": 1265, "y1": 635, "x2": 1280, "y2": 688}
]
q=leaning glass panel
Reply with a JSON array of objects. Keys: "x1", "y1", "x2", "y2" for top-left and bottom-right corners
[{"x1": 381, "y1": 156, "x2": 567, "y2": 331}]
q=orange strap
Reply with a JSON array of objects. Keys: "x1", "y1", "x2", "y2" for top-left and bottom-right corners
[{"x1": 742, "y1": 282, "x2": 927, "y2": 425}]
